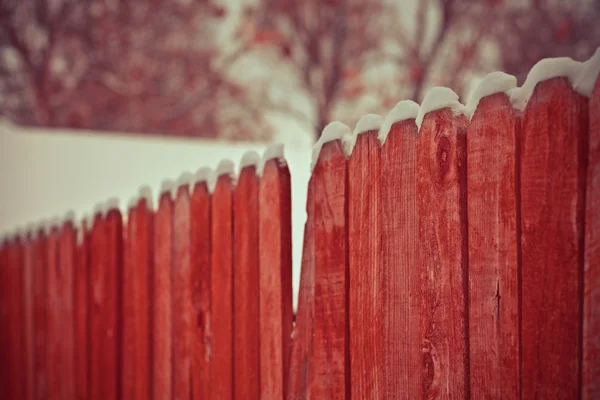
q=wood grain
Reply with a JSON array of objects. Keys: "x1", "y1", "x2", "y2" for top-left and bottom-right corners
[
  {"x1": 5, "y1": 238, "x2": 25, "y2": 400},
  {"x1": 259, "y1": 160, "x2": 293, "y2": 400},
  {"x1": 191, "y1": 181, "x2": 212, "y2": 400},
  {"x1": 583, "y1": 76, "x2": 600, "y2": 400},
  {"x1": 519, "y1": 77, "x2": 588, "y2": 398},
  {"x1": 58, "y1": 223, "x2": 77, "y2": 400},
  {"x1": 467, "y1": 93, "x2": 520, "y2": 399},
  {"x1": 75, "y1": 223, "x2": 90, "y2": 400},
  {"x1": 348, "y1": 130, "x2": 384, "y2": 398},
  {"x1": 122, "y1": 200, "x2": 153, "y2": 400},
  {"x1": 310, "y1": 140, "x2": 348, "y2": 399},
  {"x1": 234, "y1": 166, "x2": 261, "y2": 399},
  {"x1": 380, "y1": 119, "x2": 420, "y2": 398},
  {"x1": 211, "y1": 174, "x2": 234, "y2": 400},
  {"x1": 153, "y1": 193, "x2": 173, "y2": 400},
  {"x1": 173, "y1": 185, "x2": 194, "y2": 400},
  {"x1": 417, "y1": 108, "x2": 469, "y2": 399}
]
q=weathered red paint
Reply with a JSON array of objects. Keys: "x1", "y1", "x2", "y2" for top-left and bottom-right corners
[
  {"x1": 259, "y1": 160, "x2": 293, "y2": 400},
  {"x1": 348, "y1": 130, "x2": 384, "y2": 398},
  {"x1": 417, "y1": 108, "x2": 469, "y2": 399},
  {"x1": 173, "y1": 185, "x2": 193, "y2": 400},
  {"x1": 75, "y1": 223, "x2": 90, "y2": 400},
  {"x1": 380, "y1": 119, "x2": 421, "y2": 398},
  {"x1": 58, "y1": 223, "x2": 77, "y2": 400},
  {"x1": 467, "y1": 93, "x2": 520, "y2": 398},
  {"x1": 122, "y1": 200, "x2": 153, "y2": 400},
  {"x1": 520, "y1": 78, "x2": 588, "y2": 398},
  {"x1": 583, "y1": 76, "x2": 600, "y2": 400},
  {"x1": 310, "y1": 140, "x2": 348, "y2": 399},
  {"x1": 190, "y1": 181, "x2": 212, "y2": 400},
  {"x1": 153, "y1": 193, "x2": 173, "y2": 399},
  {"x1": 211, "y1": 174, "x2": 234, "y2": 400},
  {"x1": 233, "y1": 166, "x2": 261, "y2": 399}
]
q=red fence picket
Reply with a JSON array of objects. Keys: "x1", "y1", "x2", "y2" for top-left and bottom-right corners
[
  {"x1": 259, "y1": 159, "x2": 293, "y2": 399},
  {"x1": 584, "y1": 75, "x2": 600, "y2": 400},
  {"x1": 0, "y1": 56, "x2": 599, "y2": 400},
  {"x1": 467, "y1": 93, "x2": 520, "y2": 398},
  {"x1": 211, "y1": 173, "x2": 234, "y2": 400}
]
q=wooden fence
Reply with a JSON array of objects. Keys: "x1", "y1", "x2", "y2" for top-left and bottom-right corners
[{"x1": 1, "y1": 54, "x2": 599, "y2": 399}]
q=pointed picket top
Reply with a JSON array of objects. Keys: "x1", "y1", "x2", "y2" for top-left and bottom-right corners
[
  {"x1": 311, "y1": 121, "x2": 351, "y2": 171},
  {"x1": 416, "y1": 87, "x2": 465, "y2": 130},
  {"x1": 464, "y1": 72, "x2": 517, "y2": 119},
  {"x1": 378, "y1": 100, "x2": 420, "y2": 144}
]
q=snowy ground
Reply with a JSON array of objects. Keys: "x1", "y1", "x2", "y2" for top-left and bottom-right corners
[{"x1": 0, "y1": 120, "x2": 312, "y2": 310}]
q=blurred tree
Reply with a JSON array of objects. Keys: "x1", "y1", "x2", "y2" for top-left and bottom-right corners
[{"x1": 0, "y1": 0, "x2": 270, "y2": 140}]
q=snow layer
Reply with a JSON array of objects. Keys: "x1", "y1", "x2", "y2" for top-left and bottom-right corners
[
  {"x1": 127, "y1": 186, "x2": 154, "y2": 210},
  {"x1": 194, "y1": 167, "x2": 213, "y2": 187},
  {"x1": 343, "y1": 114, "x2": 383, "y2": 155},
  {"x1": 574, "y1": 48, "x2": 600, "y2": 96},
  {"x1": 509, "y1": 57, "x2": 583, "y2": 110},
  {"x1": 311, "y1": 121, "x2": 351, "y2": 171},
  {"x1": 93, "y1": 197, "x2": 120, "y2": 216},
  {"x1": 378, "y1": 100, "x2": 420, "y2": 144},
  {"x1": 160, "y1": 179, "x2": 175, "y2": 195},
  {"x1": 215, "y1": 159, "x2": 235, "y2": 178},
  {"x1": 239, "y1": 150, "x2": 260, "y2": 170},
  {"x1": 416, "y1": 87, "x2": 465, "y2": 129},
  {"x1": 258, "y1": 143, "x2": 285, "y2": 175},
  {"x1": 464, "y1": 72, "x2": 517, "y2": 119}
]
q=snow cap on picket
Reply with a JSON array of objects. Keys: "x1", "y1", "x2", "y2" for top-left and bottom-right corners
[
  {"x1": 416, "y1": 87, "x2": 464, "y2": 130},
  {"x1": 311, "y1": 121, "x2": 351, "y2": 171},
  {"x1": 378, "y1": 100, "x2": 420, "y2": 144},
  {"x1": 464, "y1": 72, "x2": 517, "y2": 119}
]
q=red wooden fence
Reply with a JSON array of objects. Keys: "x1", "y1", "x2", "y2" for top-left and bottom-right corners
[{"x1": 1, "y1": 53, "x2": 600, "y2": 399}]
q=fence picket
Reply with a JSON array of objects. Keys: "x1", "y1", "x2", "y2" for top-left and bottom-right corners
[
  {"x1": 417, "y1": 108, "x2": 469, "y2": 399},
  {"x1": 348, "y1": 130, "x2": 383, "y2": 398},
  {"x1": 520, "y1": 77, "x2": 589, "y2": 398},
  {"x1": 310, "y1": 140, "x2": 348, "y2": 399},
  {"x1": 23, "y1": 235, "x2": 36, "y2": 400},
  {"x1": 191, "y1": 181, "x2": 212, "y2": 400},
  {"x1": 33, "y1": 232, "x2": 48, "y2": 400},
  {"x1": 58, "y1": 223, "x2": 77, "y2": 400},
  {"x1": 380, "y1": 118, "x2": 420, "y2": 398},
  {"x1": 46, "y1": 228, "x2": 60, "y2": 400},
  {"x1": 467, "y1": 93, "x2": 520, "y2": 398},
  {"x1": 584, "y1": 75, "x2": 600, "y2": 400},
  {"x1": 173, "y1": 185, "x2": 194, "y2": 400},
  {"x1": 211, "y1": 174, "x2": 234, "y2": 400},
  {"x1": 233, "y1": 166, "x2": 261, "y2": 398},
  {"x1": 75, "y1": 223, "x2": 90, "y2": 400},
  {"x1": 259, "y1": 159, "x2": 293, "y2": 400},
  {"x1": 153, "y1": 193, "x2": 173, "y2": 399}
]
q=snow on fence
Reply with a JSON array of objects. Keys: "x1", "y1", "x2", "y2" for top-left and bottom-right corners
[{"x1": 1, "y1": 50, "x2": 600, "y2": 399}]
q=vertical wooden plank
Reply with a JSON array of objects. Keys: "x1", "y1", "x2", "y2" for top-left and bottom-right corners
[
  {"x1": 122, "y1": 199, "x2": 153, "y2": 400},
  {"x1": 58, "y1": 223, "x2": 77, "y2": 400},
  {"x1": 310, "y1": 140, "x2": 348, "y2": 399},
  {"x1": 75, "y1": 223, "x2": 90, "y2": 400},
  {"x1": 417, "y1": 108, "x2": 469, "y2": 399},
  {"x1": 583, "y1": 76, "x2": 600, "y2": 400},
  {"x1": 520, "y1": 78, "x2": 588, "y2": 398},
  {"x1": 33, "y1": 231, "x2": 48, "y2": 400},
  {"x1": 233, "y1": 166, "x2": 260, "y2": 399},
  {"x1": 211, "y1": 173, "x2": 234, "y2": 400},
  {"x1": 379, "y1": 118, "x2": 420, "y2": 397},
  {"x1": 90, "y1": 211, "x2": 123, "y2": 400},
  {"x1": 467, "y1": 93, "x2": 520, "y2": 399},
  {"x1": 23, "y1": 235, "x2": 36, "y2": 400},
  {"x1": 286, "y1": 207, "x2": 315, "y2": 399},
  {"x1": 5, "y1": 238, "x2": 25, "y2": 400},
  {"x1": 173, "y1": 185, "x2": 193, "y2": 400},
  {"x1": 259, "y1": 159, "x2": 293, "y2": 399},
  {"x1": 348, "y1": 130, "x2": 384, "y2": 397},
  {"x1": 46, "y1": 228, "x2": 61, "y2": 400},
  {"x1": 191, "y1": 181, "x2": 212, "y2": 400},
  {"x1": 153, "y1": 193, "x2": 173, "y2": 400},
  {"x1": 0, "y1": 241, "x2": 9, "y2": 398}
]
